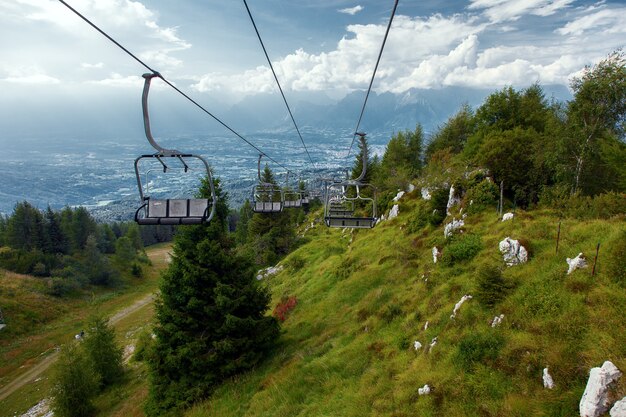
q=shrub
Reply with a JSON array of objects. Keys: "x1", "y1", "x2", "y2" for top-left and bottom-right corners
[
  {"x1": 406, "y1": 201, "x2": 430, "y2": 233},
  {"x1": 131, "y1": 262, "x2": 143, "y2": 278},
  {"x1": 133, "y1": 327, "x2": 154, "y2": 362},
  {"x1": 455, "y1": 332, "x2": 505, "y2": 371},
  {"x1": 465, "y1": 179, "x2": 498, "y2": 214},
  {"x1": 285, "y1": 255, "x2": 305, "y2": 272},
  {"x1": 442, "y1": 234, "x2": 482, "y2": 265},
  {"x1": 429, "y1": 188, "x2": 449, "y2": 226},
  {"x1": 475, "y1": 263, "x2": 511, "y2": 308},
  {"x1": 47, "y1": 276, "x2": 80, "y2": 297},
  {"x1": 273, "y1": 296, "x2": 298, "y2": 322},
  {"x1": 51, "y1": 343, "x2": 99, "y2": 417},
  {"x1": 605, "y1": 229, "x2": 626, "y2": 286},
  {"x1": 82, "y1": 314, "x2": 124, "y2": 389}
]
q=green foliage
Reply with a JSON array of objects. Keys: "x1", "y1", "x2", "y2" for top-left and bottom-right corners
[
  {"x1": 429, "y1": 187, "x2": 449, "y2": 226},
  {"x1": 426, "y1": 104, "x2": 475, "y2": 159},
  {"x1": 133, "y1": 327, "x2": 154, "y2": 362},
  {"x1": 605, "y1": 229, "x2": 626, "y2": 285},
  {"x1": 51, "y1": 343, "x2": 99, "y2": 417},
  {"x1": 455, "y1": 331, "x2": 505, "y2": 372},
  {"x1": 47, "y1": 276, "x2": 81, "y2": 297},
  {"x1": 146, "y1": 175, "x2": 279, "y2": 416},
  {"x1": 83, "y1": 314, "x2": 124, "y2": 388},
  {"x1": 539, "y1": 190, "x2": 626, "y2": 219},
  {"x1": 379, "y1": 304, "x2": 403, "y2": 323},
  {"x1": 475, "y1": 263, "x2": 510, "y2": 308},
  {"x1": 5, "y1": 201, "x2": 45, "y2": 251},
  {"x1": 441, "y1": 234, "x2": 482, "y2": 265},
  {"x1": 377, "y1": 125, "x2": 424, "y2": 189},
  {"x1": 465, "y1": 178, "x2": 498, "y2": 214},
  {"x1": 285, "y1": 254, "x2": 305, "y2": 272}
]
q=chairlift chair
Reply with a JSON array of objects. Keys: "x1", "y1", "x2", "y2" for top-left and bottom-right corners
[
  {"x1": 323, "y1": 133, "x2": 378, "y2": 229},
  {"x1": 134, "y1": 73, "x2": 217, "y2": 225},
  {"x1": 252, "y1": 154, "x2": 284, "y2": 213},
  {"x1": 282, "y1": 171, "x2": 303, "y2": 208}
]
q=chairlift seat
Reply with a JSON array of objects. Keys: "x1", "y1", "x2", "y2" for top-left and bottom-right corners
[
  {"x1": 136, "y1": 198, "x2": 210, "y2": 225},
  {"x1": 284, "y1": 199, "x2": 302, "y2": 208},
  {"x1": 254, "y1": 201, "x2": 283, "y2": 213},
  {"x1": 324, "y1": 216, "x2": 377, "y2": 229}
]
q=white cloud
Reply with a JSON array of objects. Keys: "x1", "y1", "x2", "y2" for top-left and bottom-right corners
[
  {"x1": 468, "y1": 0, "x2": 575, "y2": 22},
  {"x1": 338, "y1": 5, "x2": 363, "y2": 15},
  {"x1": 556, "y1": 6, "x2": 626, "y2": 36},
  {"x1": 86, "y1": 73, "x2": 143, "y2": 87},
  {"x1": 0, "y1": 66, "x2": 60, "y2": 85},
  {"x1": 81, "y1": 62, "x2": 104, "y2": 69}
]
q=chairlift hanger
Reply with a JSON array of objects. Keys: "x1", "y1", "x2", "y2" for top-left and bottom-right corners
[
  {"x1": 134, "y1": 73, "x2": 217, "y2": 225},
  {"x1": 283, "y1": 171, "x2": 303, "y2": 208},
  {"x1": 252, "y1": 154, "x2": 284, "y2": 213}
]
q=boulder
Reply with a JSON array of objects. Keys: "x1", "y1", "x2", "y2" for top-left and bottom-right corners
[
  {"x1": 421, "y1": 187, "x2": 432, "y2": 200},
  {"x1": 450, "y1": 294, "x2": 472, "y2": 319},
  {"x1": 491, "y1": 314, "x2": 505, "y2": 328},
  {"x1": 256, "y1": 265, "x2": 284, "y2": 280},
  {"x1": 502, "y1": 212, "x2": 514, "y2": 221},
  {"x1": 418, "y1": 384, "x2": 431, "y2": 395},
  {"x1": 432, "y1": 247, "x2": 440, "y2": 264},
  {"x1": 567, "y1": 253, "x2": 588, "y2": 275},
  {"x1": 580, "y1": 361, "x2": 622, "y2": 417},
  {"x1": 610, "y1": 397, "x2": 626, "y2": 417},
  {"x1": 543, "y1": 367, "x2": 555, "y2": 389},
  {"x1": 423, "y1": 321, "x2": 429, "y2": 331},
  {"x1": 407, "y1": 183, "x2": 416, "y2": 193},
  {"x1": 413, "y1": 341, "x2": 422, "y2": 351},
  {"x1": 499, "y1": 237, "x2": 528, "y2": 266},
  {"x1": 428, "y1": 336, "x2": 438, "y2": 352},
  {"x1": 446, "y1": 185, "x2": 461, "y2": 215},
  {"x1": 393, "y1": 191, "x2": 405, "y2": 202},
  {"x1": 444, "y1": 218, "x2": 464, "y2": 238},
  {"x1": 388, "y1": 204, "x2": 400, "y2": 220}
]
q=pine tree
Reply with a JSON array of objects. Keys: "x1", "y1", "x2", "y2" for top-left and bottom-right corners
[
  {"x1": 83, "y1": 314, "x2": 124, "y2": 388},
  {"x1": 6, "y1": 201, "x2": 45, "y2": 251},
  {"x1": 146, "y1": 175, "x2": 279, "y2": 415},
  {"x1": 235, "y1": 199, "x2": 253, "y2": 246}
]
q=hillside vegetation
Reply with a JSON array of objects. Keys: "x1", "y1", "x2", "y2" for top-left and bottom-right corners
[{"x1": 183, "y1": 199, "x2": 624, "y2": 416}]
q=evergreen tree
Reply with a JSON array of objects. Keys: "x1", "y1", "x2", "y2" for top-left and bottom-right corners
[
  {"x1": 44, "y1": 206, "x2": 68, "y2": 254},
  {"x1": 125, "y1": 223, "x2": 144, "y2": 252},
  {"x1": 6, "y1": 201, "x2": 45, "y2": 251},
  {"x1": 83, "y1": 234, "x2": 118, "y2": 286},
  {"x1": 235, "y1": 199, "x2": 253, "y2": 246},
  {"x1": 425, "y1": 104, "x2": 475, "y2": 160},
  {"x1": 97, "y1": 224, "x2": 117, "y2": 254},
  {"x1": 83, "y1": 314, "x2": 124, "y2": 388},
  {"x1": 69, "y1": 207, "x2": 97, "y2": 252},
  {"x1": 146, "y1": 175, "x2": 279, "y2": 415}
]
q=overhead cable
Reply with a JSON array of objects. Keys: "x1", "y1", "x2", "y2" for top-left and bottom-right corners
[
  {"x1": 242, "y1": 0, "x2": 317, "y2": 170},
  {"x1": 346, "y1": 0, "x2": 399, "y2": 160},
  {"x1": 56, "y1": 0, "x2": 291, "y2": 173}
]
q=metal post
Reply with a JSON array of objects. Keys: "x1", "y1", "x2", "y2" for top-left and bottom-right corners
[{"x1": 592, "y1": 243, "x2": 600, "y2": 276}]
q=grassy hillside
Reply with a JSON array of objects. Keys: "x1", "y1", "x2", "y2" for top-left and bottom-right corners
[{"x1": 185, "y1": 193, "x2": 625, "y2": 416}]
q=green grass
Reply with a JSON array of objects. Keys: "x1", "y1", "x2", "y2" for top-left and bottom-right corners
[{"x1": 183, "y1": 201, "x2": 625, "y2": 417}]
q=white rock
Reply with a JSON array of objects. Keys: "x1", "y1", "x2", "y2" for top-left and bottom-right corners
[
  {"x1": 393, "y1": 191, "x2": 405, "y2": 202},
  {"x1": 502, "y1": 212, "x2": 514, "y2": 222},
  {"x1": 413, "y1": 341, "x2": 422, "y2": 351},
  {"x1": 429, "y1": 336, "x2": 438, "y2": 352},
  {"x1": 543, "y1": 367, "x2": 555, "y2": 389},
  {"x1": 610, "y1": 397, "x2": 626, "y2": 417},
  {"x1": 491, "y1": 314, "x2": 505, "y2": 328},
  {"x1": 446, "y1": 185, "x2": 461, "y2": 215},
  {"x1": 499, "y1": 237, "x2": 528, "y2": 266},
  {"x1": 444, "y1": 218, "x2": 464, "y2": 238},
  {"x1": 407, "y1": 183, "x2": 416, "y2": 193},
  {"x1": 418, "y1": 384, "x2": 431, "y2": 395},
  {"x1": 423, "y1": 321, "x2": 429, "y2": 331},
  {"x1": 421, "y1": 187, "x2": 432, "y2": 200},
  {"x1": 580, "y1": 361, "x2": 622, "y2": 417},
  {"x1": 20, "y1": 398, "x2": 53, "y2": 417},
  {"x1": 567, "y1": 253, "x2": 588, "y2": 275},
  {"x1": 388, "y1": 204, "x2": 400, "y2": 220},
  {"x1": 379, "y1": 214, "x2": 386, "y2": 222},
  {"x1": 450, "y1": 294, "x2": 472, "y2": 319},
  {"x1": 432, "y1": 247, "x2": 440, "y2": 264},
  {"x1": 256, "y1": 265, "x2": 284, "y2": 280}
]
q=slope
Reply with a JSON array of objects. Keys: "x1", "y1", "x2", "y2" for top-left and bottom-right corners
[{"x1": 186, "y1": 192, "x2": 625, "y2": 416}]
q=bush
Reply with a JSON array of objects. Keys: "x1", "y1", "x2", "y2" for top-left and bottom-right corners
[
  {"x1": 83, "y1": 315, "x2": 124, "y2": 389},
  {"x1": 133, "y1": 327, "x2": 154, "y2": 362},
  {"x1": 406, "y1": 201, "x2": 430, "y2": 233},
  {"x1": 285, "y1": 255, "x2": 305, "y2": 272},
  {"x1": 605, "y1": 229, "x2": 626, "y2": 286},
  {"x1": 47, "y1": 276, "x2": 80, "y2": 297},
  {"x1": 131, "y1": 262, "x2": 143, "y2": 278},
  {"x1": 442, "y1": 234, "x2": 482, "y2": 265},
  {"x1": 51, "y1": 344, "x2": 99, "y2": 417},
  {"x1": 475, "y1": 263, "x2": 511, "y2": 307},
  {"x1": 455, "y1": 332, "x2": 505, "y2": 371},
  {"x1": 429, "y1": 188, "x2": 449, "y2": 226},
  {"x1": 465, "y1": 179, "x2": 498, "y2": 214}
]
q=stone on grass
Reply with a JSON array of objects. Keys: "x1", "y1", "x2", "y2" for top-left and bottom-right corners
[
  {"x1": 256, "y1": 265, "x2": 284, "y2": 280},
  {"x1": 444, "y1": 218, "x2": 464, "y2": 238},
  {"x1": 393, "y1": 191, "x2": 405, "y2": 202},
  {"x1": 610, "y1": 397, "x2": 626, "y2": 417},
  {"x1": 580, "y1": 361, "x2": 622, "y2": 417},
  {"x1": 388, "y1": 204, "x2": 399, "y2": 220},
  {"x1": 423, "y1": 321, "x2": 429, "y2": 330},
  {"x1": 451, "y1": 294, "x2": 472, "y2": 319},
  {"x1": 567, "y1": 253, "x2": 588, "y2": 275},
  {"x1": 491, "y1": 314, "x2": 505, "y2": 328},
  {"x1": 428, "y1": 336, "x2": 438, "y2": 352},
  {"x1": 418, "y1": 384, "x2": 431, "y2": 395},
  {"x1": 432, "y1": 247, "x2": 440, "y2": 264},
  {"x1": 421, "y1": 187, "x2": 432, "y2": 200},
  {"x1": 543, "y1": 367, "x2": 555, "y2": 389},
  {"x1": 407, "y1": 184, "x2": 416, "y2": 193},
  {"x1": 502, "y1": 212, "x2": 514, "y2": 221},
  {"x1": 413, "y1": 341, "x2": 422, "y2": 351},
  {"x1": 446, "y1": 185, "x2": 461, "y2": 215},
  {"x1": 499, "y1": 237, "x2": 528, "y2": 266}
]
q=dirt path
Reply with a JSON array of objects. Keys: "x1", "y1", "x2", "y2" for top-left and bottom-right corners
[{"x1": 0, "y1": 246, "x2": 169, "y2": 403}]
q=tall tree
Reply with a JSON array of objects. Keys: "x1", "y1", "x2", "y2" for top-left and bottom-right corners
[
  {"x1": 426, "y1": 104, "x2": 475, "y2": 160},
  {"x1": 146, "y1": 175, "x2": 279, "y2": 415},
  {"x1": 44, "y1": 206, "x2": 68, "y2": 254},
  {"x1": 6, "y1": 201, "x2": 44, "y2": 251}
]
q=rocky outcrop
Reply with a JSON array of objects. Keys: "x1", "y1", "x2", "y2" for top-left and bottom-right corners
[
  {"x1": 450, "y1": 294, "x2": 472, "y2": 319},
  {"x1": 567, "y1": 253, "x2": 588, "y2": 275},
  {"x1": 444, "y1": 218, "x2": 464, "y2": 238},
  {"x1": 256, "y1": 265, "x2": 284, "y2": 280},
  {"x1": 418, "y1": 384, "x2": 431, "y2": 395},
  {"x1": 421, "y1": 187, "x2": 432, "y2": 200},
  {"x1": 432, "y1": 247, "x2": 440, "y2": 264},
  {"x1": 502, "y1": 212, "x2": 514, "y2": 221},
  {"x1": 543, "y1": 367, "x2": 555, "y2": 389},
  {"x1": 393, "y1": 191, "x2": 405, "y2": 202},
  {"x1": 580, "y1": 361, "x2": 622, "y2": 417},
  {"x1": 491, "y1": 314, "x2": 505, "y2": 328},
  {"x1": 611, "y1": 398, "x2": 626, "y2": 417},
  {"x1": 499, "y1": 237, "x2": 528, "y2": 266},
  {"x1": 388, "y1": 204, "x2": 400, "y2": 220},
  {"x1": 446, "y1": 185, "x2": 461, "y2": 215}
]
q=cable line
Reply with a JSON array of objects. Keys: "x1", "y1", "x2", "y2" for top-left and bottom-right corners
[
  {"x1": 242, "y1": 0, "x2": 316, "y2": 170},
  {"x1": 56, "y1": 0, "x2": 291, "y2": 173},
  {"x1": 346, "y1": 0, "x2": 399, "y2": 160}
]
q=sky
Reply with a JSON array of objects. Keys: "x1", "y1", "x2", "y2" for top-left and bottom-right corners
[{"x1": 0, "y1": 0, "x2": 625, "y2": 141}]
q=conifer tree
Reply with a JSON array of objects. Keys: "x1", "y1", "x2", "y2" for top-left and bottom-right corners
[
  {"x1": 146, "y1": 175, "x2": 279, "y2": 415},
  {"x1": 83, "y1": 314, "x2": 124, "y2": 388}
]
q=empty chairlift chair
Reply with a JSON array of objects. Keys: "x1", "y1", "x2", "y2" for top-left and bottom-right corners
[
  {"x1": 252, "y1": 154, "x2": 284, "y2": 213},
  {"x1": 282, "y1": 172, "x2": 303, "y2": 208},
  {"x1": 134, "y1": 73, "x2": 217, "y2": 225}
]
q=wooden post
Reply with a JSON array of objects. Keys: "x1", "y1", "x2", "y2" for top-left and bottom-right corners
[
  {"x1": 592, "y1": 243, "x2": 600, "y2": 276},
  {"x1": 556, "y1": 221, "x2": 561, "y2": 255}
]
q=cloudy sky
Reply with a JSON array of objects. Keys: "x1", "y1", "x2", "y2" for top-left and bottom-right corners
[{"x1": 0, "y1": 0, "x2": 624, "y2": 140}]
